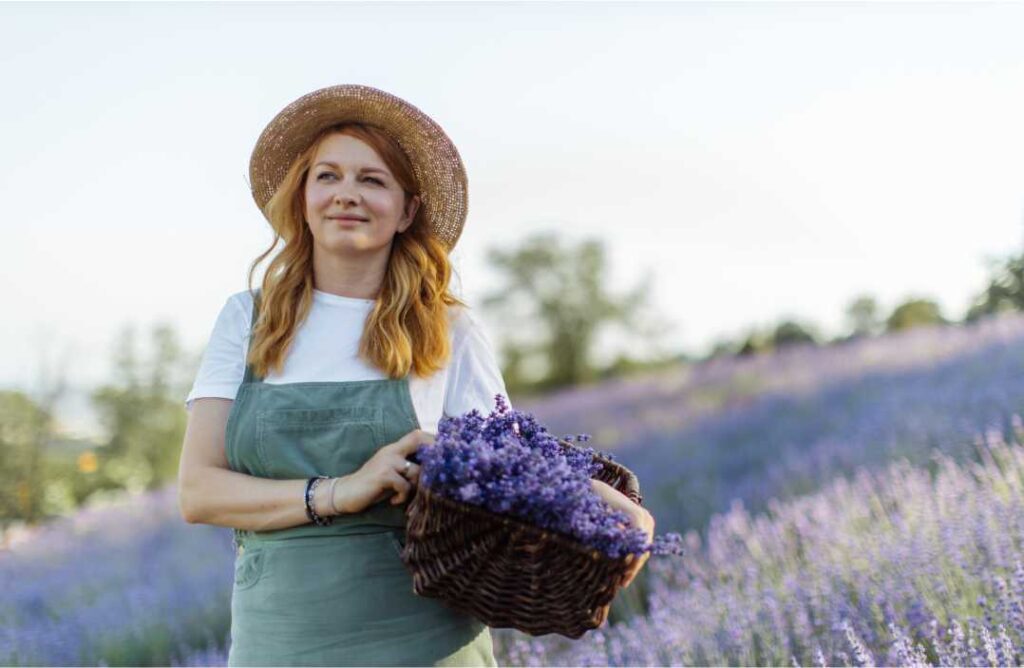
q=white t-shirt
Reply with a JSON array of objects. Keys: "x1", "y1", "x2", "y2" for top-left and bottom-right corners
[{"x1": 185, "y1": 288, "x2": 511, "y2": 434}]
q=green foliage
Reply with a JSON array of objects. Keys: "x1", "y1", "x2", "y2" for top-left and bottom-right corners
[
  {"x1": 737, "y1": 329, "x2": 773, "y2": 357},
  {"x1": 0, "y1": 390, "x2": 51, "y2": 525},
  {"x1": 771, "y1": 319, "x2": 819, "y2": 348},
  {"x1": 885, "y1": 297, "x2": 947, "y2": 332},
  {"x1": 90, "y1": 323, "x2": 195, "y2": 493},
  {"x1": 1, "y1": 322, "x2": 198, "y2": 530},
  {"x1": 965, "y1": 249, "x2": 1024, "y2": 322},
  {"x1": 481, "y1": 232, "x2": 671, "y2": 393},
  {"x1": 719, "y1": 318, "x2": 821, "y2": 360},
  {"x1": 0, "y1": 388, "x2": 132, "y2": 529},
  {"x1": 845, "y1": 294, "x2": 882, "y2": 337}
]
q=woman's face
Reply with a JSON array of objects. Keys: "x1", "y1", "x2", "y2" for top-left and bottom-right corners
[{"x1": 303, "y1": 133, "x2": 418, "y2": 255}]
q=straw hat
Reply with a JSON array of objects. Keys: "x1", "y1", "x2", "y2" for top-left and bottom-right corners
[{"x1": 248, "y1": 84, "x2": 468, "y2": 251}]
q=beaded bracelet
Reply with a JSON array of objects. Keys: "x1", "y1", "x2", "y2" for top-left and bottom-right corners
[
  {"x1": 304, "y1": 475, "x2": 333, "y2": 526},
  {"x1": 303, "y1": 476, "x2": 317, "y2": 524}
]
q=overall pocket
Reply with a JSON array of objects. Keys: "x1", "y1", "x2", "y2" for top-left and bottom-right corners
[
  {"x1": 255, "y1": 406, "x2": 384, "y2": 480},
  {"x1": 233, "y1": 547, "x2": 266, "y2": 591}
]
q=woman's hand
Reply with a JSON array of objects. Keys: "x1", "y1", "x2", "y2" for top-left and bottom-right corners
[
  {"x1": 332, "y1": 429, "x2": 432, "y2": 515},
  {"x1": 590, "y1": 479, "x2": 655, "y2": 588}
]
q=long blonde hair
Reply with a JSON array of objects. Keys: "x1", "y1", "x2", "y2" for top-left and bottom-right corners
[{"x1": 245, "y1": 122, "x2": 467, "y2": 380}]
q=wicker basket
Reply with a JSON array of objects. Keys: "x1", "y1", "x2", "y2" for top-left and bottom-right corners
[{"x1": 397, "y1": 439, "x2": 644, "y2": 638}]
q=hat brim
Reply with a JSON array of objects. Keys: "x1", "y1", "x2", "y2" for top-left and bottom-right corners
[{"x1": 249, "y1": 84, "x2": 467, "y2": 251}]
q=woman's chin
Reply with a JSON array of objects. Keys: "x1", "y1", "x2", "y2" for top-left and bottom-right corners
[{"x1": 319, "y1": 235, "x2": 385, "y2": 255}]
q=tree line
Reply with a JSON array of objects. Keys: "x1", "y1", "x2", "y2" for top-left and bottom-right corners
[{"x1": 480, "y1": 232, "x2": 1024, "y2": 396}]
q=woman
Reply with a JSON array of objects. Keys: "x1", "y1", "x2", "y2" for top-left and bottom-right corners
[{"x1": 177, "y1": 84, "x2": 653, "y2": 667}]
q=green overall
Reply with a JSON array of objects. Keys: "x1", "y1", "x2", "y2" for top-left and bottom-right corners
[{"x1": 224, "y1": 292, "x2": 496, "y2": 667}]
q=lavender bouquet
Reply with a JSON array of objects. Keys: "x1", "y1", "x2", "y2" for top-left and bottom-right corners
[{"x1": 415, "y1": 394, "x2": 683, "y2": 560}]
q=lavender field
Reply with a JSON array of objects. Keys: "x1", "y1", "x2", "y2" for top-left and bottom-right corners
[
  {"x1": 0, "y1": 487, "x2": 232, "y2": 666},
  {"x1": 493, "y1": 430, "x2": 1024, "y2": 666},
  {"x1": 3, "y1": 314, "x2": 1024, "y2": 666},
  {"x1": 523, "y1": 313, "x2": 1024, "y2": 532}
]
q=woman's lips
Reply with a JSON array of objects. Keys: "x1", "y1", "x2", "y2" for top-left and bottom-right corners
[{"x1": 327, "y1": 216, "x2": 367, "y2": 226}]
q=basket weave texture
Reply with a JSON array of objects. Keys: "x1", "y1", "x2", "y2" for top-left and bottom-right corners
[{"x1": 397, "y1": 439, "x2": 643, "y2": 638}]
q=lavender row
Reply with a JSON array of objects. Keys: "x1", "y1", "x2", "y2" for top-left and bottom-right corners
[
  {"x1": 0, "y1": 486, "x2": 233, "y2": 666},
  {"x1": 521, "y1": 313, "x2": 1024, "y2": 532},
  {"x1": 488, "y1": 427, "x2": 1024, "y2": 666}
]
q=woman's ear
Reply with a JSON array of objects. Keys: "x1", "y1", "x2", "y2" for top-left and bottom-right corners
[{"x1": 399, "y1": 195, "x2": 421, "y2": 233}]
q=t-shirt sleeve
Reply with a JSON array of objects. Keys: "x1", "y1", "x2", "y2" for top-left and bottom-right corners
[
  {"x1": 184, "y1": 293, "x2": 251, "y2": 411},
  {"x1": 443, "y1": 309, "x2": 511, "y2": 419}
]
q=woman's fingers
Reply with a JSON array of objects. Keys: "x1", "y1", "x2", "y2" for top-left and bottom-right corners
[
  {"x1": 388, "y1": 471, "x2": 413, "y2": 504},
  {"x1": 622, "y1": 551, "x2": 651, "y2": 588},
  {"x1": 402, "y1": 460, "x2": 421, "y2": 483},
  {"x1": 394, "y1": 429, "x2": 435, "y2": 457},
  {"x1": 620, "y1": 553, "x2": 637, "y2": 587},
  {"x1": 619, "y1": 514, "x2": 655, "y2": 588},
  {"x1": 622, "y1": 564, "x2": 638, "y2": 588}
]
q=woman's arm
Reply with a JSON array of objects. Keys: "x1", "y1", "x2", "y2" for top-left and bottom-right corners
[{"x1": 177, "y1": 398, "x2": 340, "y2": 531}]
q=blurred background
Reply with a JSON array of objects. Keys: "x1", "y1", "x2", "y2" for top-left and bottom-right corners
[{"x1": 3, "y1": 2, "x2": 1024, "y2": 666}]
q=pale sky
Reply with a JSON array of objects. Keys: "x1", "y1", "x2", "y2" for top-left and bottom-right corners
[{"x1": 3, "y1": 1, "x2": 1024, "y2": 406}]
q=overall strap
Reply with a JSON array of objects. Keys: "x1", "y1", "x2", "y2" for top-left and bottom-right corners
[{"x1": 241, "y1": 288, "x2": 263, "y2": 385}]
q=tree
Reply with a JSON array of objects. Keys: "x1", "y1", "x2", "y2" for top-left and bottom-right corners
[
  {"x1": 965, "y1": 250, "x2": 1024, "y2": 322},
  {"x1": 0, "y1": 391, "x2": 51, "y2": 526},
  {"x1": 885, "y1": 298, "x2": 947, "y2": 332},
  {"x1": 91, "y1": 322, "x2": 195, "y2": 493},
  {"x1": 480, "y1": 232, "x2": 669, "y2": 392},
  {"x1": 732, "y1": 317, "x2": 819, "y2": 357},
  {"x1": 771, "y1": 320, "x2": 818, "y2": 348},
  {"x1": 845, "y1": 294, "x2": 882, "y2": 337},
  {"x1": 0, "y1": 329, "x2": 76, "y2": 529},
  {"x1": 736, "y1": 328, "x2": 772, "y2": 357}
]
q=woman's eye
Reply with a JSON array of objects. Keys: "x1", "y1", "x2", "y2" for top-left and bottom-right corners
[{"x1": 315, "y1": 173, "x2": 383, "y2": 185}]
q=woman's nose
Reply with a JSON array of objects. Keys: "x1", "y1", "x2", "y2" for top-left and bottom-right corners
[{"x1": 333, "y1": 184, "x2": 359, "y2": 205}]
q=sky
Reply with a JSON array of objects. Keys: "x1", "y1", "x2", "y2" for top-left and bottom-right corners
[{"x1": 2, "y1": 1, "x2": 1024, "y2": 435}]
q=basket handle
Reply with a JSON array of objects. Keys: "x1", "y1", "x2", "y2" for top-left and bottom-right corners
[{"x1": 618, "y1": 468, "x2": 643, "y2": 507}]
